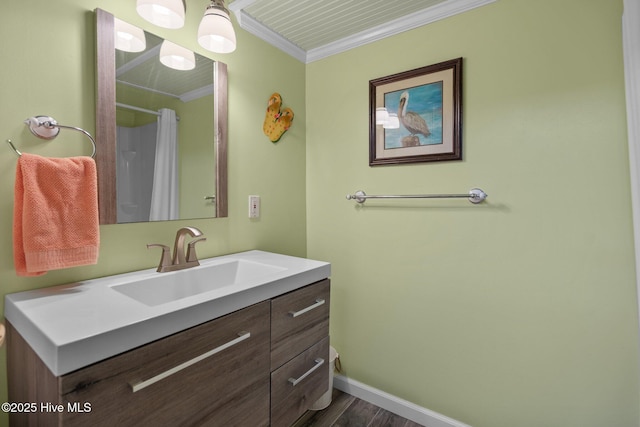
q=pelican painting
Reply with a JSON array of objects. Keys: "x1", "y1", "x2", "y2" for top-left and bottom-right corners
[
  {"x1": 398, "y1": 91, "x2": 430, "y2": 147},
  {"x1": 382, "y1": 81, "x2": 443, "y2": 149},
  {"x1": 369, "y1": 58, "x2": 462, "y2": 165}
]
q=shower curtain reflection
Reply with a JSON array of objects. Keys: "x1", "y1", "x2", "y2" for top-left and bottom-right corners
[
  {"x1": 116, "y1": 108, "x2": 179, "y2": 223},
  {"x1": 150, "y1": 108, "x2": 179, "y2": 221}
]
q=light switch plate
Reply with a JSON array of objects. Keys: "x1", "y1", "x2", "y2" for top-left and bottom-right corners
[{"x1": 249, "y1": 195, "x2": 260, "y2": 218}]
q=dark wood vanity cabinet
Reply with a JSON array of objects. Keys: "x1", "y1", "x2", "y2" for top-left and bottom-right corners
[
  {"x1": 270, "y1": 279, "x2": 331, "y2": 427},
  {"x1": 9, "y1": 301, "x2": 271, "y2": 427},
  {"x1": 7, "y1": 279, "x2": 331, "y2": 427}
]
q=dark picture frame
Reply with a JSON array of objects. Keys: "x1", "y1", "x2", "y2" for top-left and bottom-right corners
[{"x1": 369, "y1": 57, "x2": 462, "y2": 166}]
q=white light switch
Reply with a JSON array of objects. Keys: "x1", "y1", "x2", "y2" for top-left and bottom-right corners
[{"x1": 249, "y1": 195, "x2": 260, "y2": 218}]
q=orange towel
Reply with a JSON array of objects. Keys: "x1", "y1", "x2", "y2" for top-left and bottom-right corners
[{"x1": 13, "y1": 153, "x2": 100, "y2": 276}]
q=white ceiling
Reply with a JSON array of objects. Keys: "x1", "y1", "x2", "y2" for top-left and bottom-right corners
[{"x1": 229, "y1": 0, "x2": 497, "y2": 63}]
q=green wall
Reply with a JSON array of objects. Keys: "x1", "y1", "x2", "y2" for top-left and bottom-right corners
[
  {"x1": 306, "y1": 0, "x2": 639, "y2": 426},
  {"x1": 0, "y1": 0, "x2": 638, "y2": 426},
  {"x1": 0, "y1": 0, "x2": 306, "y2": 422}
]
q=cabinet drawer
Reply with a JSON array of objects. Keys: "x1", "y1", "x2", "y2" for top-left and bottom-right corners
[
  {"x1": 271, "y1": 279, "x2": 330, "y2": 370},
  {"x1": 60, "y1": 301, "x2": 271, "y2": 427},
  {"x1": 270, "y1": 336, "x2": 330, "y2": 427}
]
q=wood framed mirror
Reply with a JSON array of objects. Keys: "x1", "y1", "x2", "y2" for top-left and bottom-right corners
[{"x1": 95, "y1": 9, "x2": 227, "y2": 224}]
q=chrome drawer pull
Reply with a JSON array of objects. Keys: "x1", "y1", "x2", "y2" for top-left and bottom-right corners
[
  {"x1": 288, "y1": 298, "x2": 325, "y2": 318},
  {"x1": 130, "y1": 331, "x2": 251, "y2": 393},
  {"x1": 288, "y1": 358, "x2": 325, "y2": 386}
]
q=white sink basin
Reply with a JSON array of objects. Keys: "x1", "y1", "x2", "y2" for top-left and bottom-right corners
[
  {"x1": 5, "y1": 250, "x2": 330, "y2": 376},
  {"x1": 112, "y1": 260, "x2": 286, "y2": 306}
]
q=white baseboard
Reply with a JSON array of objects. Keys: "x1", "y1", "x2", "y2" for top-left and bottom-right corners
[{"x1": 333, "y1": 374, "x2": 472, "y2": 427}]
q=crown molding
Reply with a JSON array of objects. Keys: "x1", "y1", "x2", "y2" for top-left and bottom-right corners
[
  {"x1": 235, "y1": 10, "x2": 307, "y2": 62},
  {"x1": 306, "y1": 0, "x2": 497, "y2": 63},
  {"x1": 116, "y1": 44, "x2": 162, "y2": 76},
  {"x1": 180, "y1": 84, "x2": 214, "y2": 102},
  {"x1": 230, "y1": 0, "x2": 497, "y2": 63}
]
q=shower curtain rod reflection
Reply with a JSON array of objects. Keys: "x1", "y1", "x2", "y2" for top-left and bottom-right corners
[
  {"x1": 346, "y1": 188, "x2": 488, "y2": 204},
  {"x1": 116, "y1": 103, "x2": 180, "y2": 121}
]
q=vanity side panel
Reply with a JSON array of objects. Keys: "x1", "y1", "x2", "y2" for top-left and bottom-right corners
[
  {"x1": 58, "y1": 301, "x2": 270, "y2": 427},
  {"x1": 271, "y1": 279, "x2": 330, "y2": 370},
  {"x1": 7, "y1": 321, "x2": 62, "y2": 427}
]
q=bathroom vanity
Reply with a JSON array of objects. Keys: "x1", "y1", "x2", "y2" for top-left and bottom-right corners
[{"x1": 5, "y1": 251, "x2": 331, "y2": 427}]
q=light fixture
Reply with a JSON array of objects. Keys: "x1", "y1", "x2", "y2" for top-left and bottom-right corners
[
  {"x1": 159, "y1": 40, "x2": 196, "y2": 70},
  {"x1": 376, "y1": 108, "x2": 400, "y2": 129},
  {"x1": 136, "y1": 0, "x2": 186, "y2": 29},
  {"x1": 375, "y1": 107, "x2": 389, "y2": 125},
  {"x1": 114, "y1": 18, "x2": 146, "y2": 52},
  {"x1": 383, "y1": 113, "x2": 400, "y2": 129},
  {"x1": 198, "y1": 0, "x2": 236, "y2": 54}
]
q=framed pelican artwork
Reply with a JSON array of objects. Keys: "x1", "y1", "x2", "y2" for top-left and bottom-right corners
[{"x1": 369, "y1": 57, "x2": 462, "y2": 165}]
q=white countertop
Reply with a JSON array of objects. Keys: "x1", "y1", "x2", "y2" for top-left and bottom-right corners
[{"x1": 5, "y1": 250, "x2": 331, "y2": 376}]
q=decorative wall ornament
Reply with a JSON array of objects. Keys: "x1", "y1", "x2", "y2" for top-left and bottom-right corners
[
  {"x1": 263, "y1": 92, "x2": 294, "y2": 143},
  {"x1": 369, "y1": 58, "x2": 462, "y2": 165}
]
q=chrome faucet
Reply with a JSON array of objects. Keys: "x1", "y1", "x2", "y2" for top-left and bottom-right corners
[{"x1": 148, "y1": 226, "x2": 207, "y2": 272}]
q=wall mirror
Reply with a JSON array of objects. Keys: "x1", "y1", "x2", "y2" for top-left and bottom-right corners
[{"x1": 95, "y1": 9, "x2": 227, "y2": 224}]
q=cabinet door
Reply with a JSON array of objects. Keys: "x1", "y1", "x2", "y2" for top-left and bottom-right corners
[
  {"x1": 60, "y1": 301, "x2": 270, "y2": 427},
  {"x1": 271, "y1": 279, "x2": 330, "y2": 370},
  {"x1": 271, "y1": 336, "x2": 330, "y2": 427}
]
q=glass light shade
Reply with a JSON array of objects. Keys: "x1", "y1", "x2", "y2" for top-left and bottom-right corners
[
  {"x1": 159, "y1": 40, "x2": 196, "y2": 70},
  {"x1": 383, "y1": 113, "x2": 400, "y2": 129},
  {"x1": 137, "y1": 0, "x2": 185, "y2": 29},
  {"x1": 376, "y1": 107, "x2": 389, "y2": 125},
  {"x1": 198, "y1": 6, "x2": 236, "y2": 53},
  {"x1": 114, "y1": 18, "x2": 146, "y2": 52}
]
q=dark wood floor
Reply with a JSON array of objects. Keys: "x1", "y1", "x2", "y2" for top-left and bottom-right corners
[{"x1": 293, "y1": 389, "x2": 423, "y2": 427}]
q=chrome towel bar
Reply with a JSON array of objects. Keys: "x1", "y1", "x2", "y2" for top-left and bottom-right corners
[{"x1": 346, "y1": 188, "x2": 488, "y2": 204}]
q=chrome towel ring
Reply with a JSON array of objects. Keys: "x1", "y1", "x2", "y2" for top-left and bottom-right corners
[{"x1": 6, "y1": 115, "x2": 96, "y2": 158}]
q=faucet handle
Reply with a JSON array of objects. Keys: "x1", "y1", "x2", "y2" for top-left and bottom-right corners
[
  {"x1": 186, "y1": 237, "x2": 207, "y2": 264},
  {"x1": 147, "y1": 244, "x2": 172, "y2": 272}
]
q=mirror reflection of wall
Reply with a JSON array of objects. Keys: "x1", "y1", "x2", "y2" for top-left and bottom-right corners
[{"x1": 112, "y1": 19, "x2": 216, "y2": 223}]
